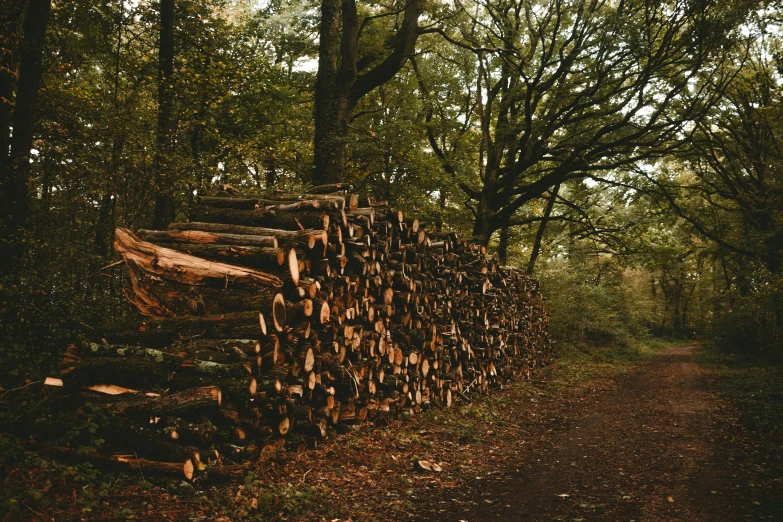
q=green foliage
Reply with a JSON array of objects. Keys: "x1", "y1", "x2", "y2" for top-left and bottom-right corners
[
  {"x1": 709, "y1": 270, "x2": 783, "y2": 354},
  {"x1": 65, "y1": 403, "x2": 107, "y2": 451},
  {"x1": 536, "y1": 256, "x2": 654, "y2": 345},
  {"x1": 237, "y1": 471, "x2": 329, "y2": 520},
  {"x1": 0, "y1": 226, "x2": 139, "y2": 386},
  {"x1": 0, "y1": 433, "x2": 112, "y2": 518}
]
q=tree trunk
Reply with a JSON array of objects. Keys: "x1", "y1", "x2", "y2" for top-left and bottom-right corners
[
  {"x1": 264, "y1": 148, "x2": 276, "y2": 189},
  {"x1": 313, "y1": 0, "x2": 344, "y2": 186},
  {"x1": 0, "y1": 0, "x2": 51, "y2": 271},
  {"x1": 497, "y1": 226, "x2": 509, "y2": 265},
  {"x1": 526, "y1": 184, "x2": 560, "y2": 275},
  {"x1": 0, "y1": 0, "x2": 25, "y2": 171},
  {"x1": 94, "y1": 193, "x2": 117, "y2": 257},
  {"x1": 312, "y1": 0, "x2": 422, "y2": 186},
  {"x1": 435, "y1": 190, "x2": 446, "y2": 233},
  {"x1": 471, "y1": 201, "x2": 496, "y2": 247},
  {"x1": 153, "y1": 0, "x2": 175, "y2": 229}
]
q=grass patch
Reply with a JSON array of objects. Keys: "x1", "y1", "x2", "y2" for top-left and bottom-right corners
[
  {"x1": 696, "y1": 345, "x2": 783, "y2": 437},
  {"x1": 552, "y1": 337, "x2": 682, "y2": 386}
]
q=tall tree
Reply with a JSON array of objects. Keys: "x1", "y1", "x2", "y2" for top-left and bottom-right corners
[
  {"x1": 0, "y1": 0, "x2": 26, "y2": 176},
  {"x1": 0, "y1": 0, "x2": 52, "y2": 270},
  {"x1": 153, "y1": 0, "x2": 176, "y2": 229},
  {"x1": 674, "y1": 37, "x2": 783, "y2": 274},
  {"x1": 425, "y1": 0, "x2": 747, "y2": 245},
  {"x1": 312, "y1": 0, "x2": 422, "y2": 185}
]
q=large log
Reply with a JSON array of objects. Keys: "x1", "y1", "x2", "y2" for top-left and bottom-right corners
[
  {"x1": 137, "y1": 229, "x2": 279, "y2": 248},
  {"x1": 106, "y1": 309, "x2": 274, "y2": 346},
  {"x1": 150, "y1": 243, "x2": 300, "y2": 285},
  {"x1": 42, "y1": 447, "x2": 197, "y2": 481},
  {"x1": 114, "y1": 228, "x2": 283, "y2": 289},
  {"x1": 104, "y1": 385, "x2": 222, "y2": 419},
  {"x1": 306, "y1": 182, "x2": 349, "y2": 194},
  {"x1": 124, "y1": 260, "x2": 282, "y2": 317},
  {"x1": 190, "y1": 206, "x2": 329, "y2": 231}
]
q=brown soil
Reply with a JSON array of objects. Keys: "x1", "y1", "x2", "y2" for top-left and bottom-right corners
[{"x1": 413, "y1": 345, "x2": 777, "y2": 521}]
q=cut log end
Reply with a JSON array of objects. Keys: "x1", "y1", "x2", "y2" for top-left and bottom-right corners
[
  {"x1": 303, "y1": 347, "x2": 315, "y2": 373},
  {"x1": 318, "y1": 301, "x2": 330, "y2": 324},
  {"x1": 184, "y1": 457, "x2": 196, "y2": 481},
  {"x1": 278, "y1": 417, "x2": 290, "y2": 436},
  {"x1": 272, "y1": 293, "x2": 287, "y2": 332},
  {"x1": 288, "y1": 249, "x2": 300, "y2": 287},
  {"x1": 258, "y1": 312, "x2": 267, "y2": 336},
  {"x1": 44, "y1": 377, "x2": 64, "y2": 387}
]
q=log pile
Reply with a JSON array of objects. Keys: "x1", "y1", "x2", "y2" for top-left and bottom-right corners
[{"x1": 46, "y1": 184, "x2": 554, "y2": 481}]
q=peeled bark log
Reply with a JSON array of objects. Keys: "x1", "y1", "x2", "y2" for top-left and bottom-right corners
[
  {"x1": 168, "y1": 222, "x2": 327, "y2": 249},
  {"x1": 151, "y1": 243, "x2": 300, "y2": 285}
]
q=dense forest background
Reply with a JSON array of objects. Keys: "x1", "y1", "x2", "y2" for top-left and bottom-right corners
[{"x1": 1, "y1": 0, "x2": 782, "y2": 385}]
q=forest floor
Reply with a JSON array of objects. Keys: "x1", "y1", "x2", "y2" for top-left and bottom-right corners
[{"x1": 2, "y1": 340, "x2": 781, "y2": 521}]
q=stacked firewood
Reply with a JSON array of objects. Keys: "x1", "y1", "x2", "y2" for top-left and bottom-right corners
[{"x1": 47, "y1": 184, "x2": 554, "y2": 481}]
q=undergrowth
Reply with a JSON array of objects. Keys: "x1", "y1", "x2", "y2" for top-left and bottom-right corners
[{"x1": 696, "y1": 346, "x2": 783, "y2": 438}]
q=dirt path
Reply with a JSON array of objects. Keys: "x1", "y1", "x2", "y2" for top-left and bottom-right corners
[{"x1": 415, "y1": 345, "x2": 767, "y2": 521}]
